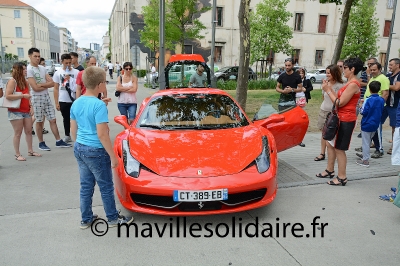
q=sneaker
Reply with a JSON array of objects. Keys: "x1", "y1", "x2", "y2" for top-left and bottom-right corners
[
  {"x1": 357, "y1": 133, "x2": 361, "y2": 138},
  {"x1": 391, "y1": 187, "x2": 397, "y2": 193},
  {"x1": 56, "y1": 139, "x2": 72, "y2": 148},
  {"x1": 80, "y1": 214, "x2": 99, "y2": 229},
  {"x1": 355, "y1": 147, "x2": 362, "y2": 152},
  {"x1": 108, "y1": 214, "x2": 134, "y2": 228},
  {"x1": 298, "y1": 142, "x2": 305, "y2": 147},
  {"x1": 42, "y1": 128, "x2": 49, "y2": 134},
  {"x1": 63, "y1": 136, "x2": 72, "y2": 143},
  {"x1": 356, "y1": 159, "x2": 369, "y2": 167},
  {"x1": 379, "y1": 193, "x2": 397, "y2": 202},
  {"x1": 371, "y1": 151, "x2": 383, "y2": 159},
  {"x1": 356, "y1": 153, "x2": 363, "y2": 159},
  {"x1": 38, "y1": 142, "x2": 51, "y2": 151},
  {"x1": 32, "y1": 128, "x2": 35, "y2": 135}
]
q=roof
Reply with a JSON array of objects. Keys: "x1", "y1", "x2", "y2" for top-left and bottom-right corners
[
  {"x1": 169, "y1": 54, "x2": 205, "y2": 63},
  {"x1": 0, "y1": 0, "x2": 30, "y2": 7}
]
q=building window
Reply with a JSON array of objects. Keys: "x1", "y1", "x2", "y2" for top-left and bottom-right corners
[
  {"x1": 379, "y1": 52, "x2": 387, "y2": 67},
  {"x1": 294, "y1": 13, "x2": 303, "y2": 31},
  {"x1": 14, "y1": 10, "x2": 21, "y2": 18},
  {"x1": 214, "y1": 46, "x2": 222, "y2": 62},
  {"x1": 318, "y1": 15, "x2": 327, "y2": 33},
  {"x1": 383, "y1": 20, "x2": 391, "y2": 37},
  {"x1": 293, "y1": 49, "x2": 300, "y2": 64},
  {"x1": 388, "y1": 0, "x2": 394, "y2": 9},
  {"x1": 17, "y1": 47, "x2": 24, "y2": 58},
  {"x1": 216, "y1": 7, "x2": 223, "y2": 27},
  {"x1": 184, "y1": 45, "x2": 193, "y2": 54},
  {"x1": 15, "y1": 27, "x2": 22, "y2": 38},
  {"x1": 315, "y1": 50, "x2": 324, "y2": 65}
]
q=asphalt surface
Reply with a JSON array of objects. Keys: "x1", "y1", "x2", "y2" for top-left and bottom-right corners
[{"x1": 0, "y1": 73, "x2": 399, "y2": 265}]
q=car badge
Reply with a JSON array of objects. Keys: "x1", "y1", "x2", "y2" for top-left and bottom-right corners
[
  {"x1": 198, "y1": 201, "x2": 204, "y2": 209},
  {"x1": 198, "y1": 170, "x2": 202, "y2": 175}
]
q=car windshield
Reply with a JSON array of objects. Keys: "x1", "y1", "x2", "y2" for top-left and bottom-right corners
[
  {"x1": 137, "y1": 93, "x2": 249, "y2": 130},
  {"x1": 45, "y1": 60, "x2": 53, "y2": 67},
  {"x1": 218, "y1": 67, "x2": 231, "y2": 72}
]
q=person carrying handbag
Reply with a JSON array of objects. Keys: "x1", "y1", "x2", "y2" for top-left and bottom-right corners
[
  {"x1": 5, "y1": 62, "x2": 41, "y2": 161},
  {"x1": 316, "y1": 57, "x2": 363, "y2": 186}
]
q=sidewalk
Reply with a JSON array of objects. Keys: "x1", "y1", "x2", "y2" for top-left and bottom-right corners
[{"x1": 277, "y1": 130, "x2": 398, "y2": 187}]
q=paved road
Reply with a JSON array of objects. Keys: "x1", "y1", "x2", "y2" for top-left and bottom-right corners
[{"x1": 0, "y1": 75, "x2": 399, "y2": 265}]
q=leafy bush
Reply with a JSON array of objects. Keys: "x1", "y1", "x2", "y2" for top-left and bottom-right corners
[
  {"x1": 216, "y1": 79, "x2": 277, "y2": 90},
  {"x1": 136, "y1": 69, "x2": 146, "y2": 78}
]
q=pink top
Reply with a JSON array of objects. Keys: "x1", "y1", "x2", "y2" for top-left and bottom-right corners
[{"x1": 118, "y1": 79, "x2": 137, "y2": 104}]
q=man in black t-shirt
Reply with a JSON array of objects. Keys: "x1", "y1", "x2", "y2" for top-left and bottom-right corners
[
  {"x1": 70, "y1": 52, "x2": 84, "y2": 71},
  {"x1": 276, "y1": 58, "x2": 303, "y2": 108},
  {"x1": 276, "y1": 58, "x2": 304, "y2": 146}
]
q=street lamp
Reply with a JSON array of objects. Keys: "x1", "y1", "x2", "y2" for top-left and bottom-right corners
[
  {"x1": 159, "y1": 0, "x2": 166, "y2": 90},
  {"x1": 210, "y1": 0, "x2": 217, "y2": 87},
  {"x1": 0, "y1": 14, "x2": 5, "y2": 74},
  {"x1": 384, "y1": 0, "x2": 397, "y2": 74}
]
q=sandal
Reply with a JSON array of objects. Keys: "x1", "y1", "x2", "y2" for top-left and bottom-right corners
[
  {"x1": 328, "y1": 176, "x2": 347, "y2": 186},
  {"x1": 316, "y1": 169, "x2": 334, "y2": 178},
  {"x1": 387, "y1": 148, "x2": 392, "y2": 155},
  {"x1": 15, "y1": 154, "x2": 26, "y2": 161},
  {"x1": 28, "y1": 151, "x2": 42, "y2": 157},
  {"x1": 314, "y1": 153, "x2": 325, "y2": 161}
]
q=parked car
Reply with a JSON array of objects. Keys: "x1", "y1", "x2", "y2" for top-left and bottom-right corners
[
  {"x1": 306, "y1": 69, "x2": 326, "y2": 83},
  {"x1": 269, "y1": 66, "x2": 308, "y2": 80},
  {"x1": 112, "y1": 54, "x2": 308, "y2": 215},
  {"x1": 45, "y1": 60, "x2": 55, "y2": 76},
  {"x1": 214, "y1": 66, "x2": 257, "y2": 81},
  {"x1": 54, "y1": 64, "x2": 61, "y2": 72}
]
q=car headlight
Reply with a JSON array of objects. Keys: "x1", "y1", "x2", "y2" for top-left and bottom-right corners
[
  {"x1": 122, "y1": 140, "x2": 140, "y2": 178},
  {"x1": 255, "y1": 136, "x2": 270, "y2": 173}
]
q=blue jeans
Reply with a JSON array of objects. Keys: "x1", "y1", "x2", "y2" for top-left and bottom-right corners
[
  {"x1": 117, "y1": 103, "x2": 137, "y2": 120},
  {"x1": 74, "y1": 142, "x2": 119, "y2": 223}
]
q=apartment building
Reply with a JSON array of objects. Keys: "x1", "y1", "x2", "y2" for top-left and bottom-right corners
[
  {"x1": 100, "y1": 31, "x2": 110, "y2": 63},
  {"x1": 49, "y1": 21, "x2": 60, "y2": 62},
  {"x1": 108, "y1": 0, "x2": 400, "y2": 70},
  {"x1": 0, "y1": 0, "x2": 50, "y2": 60}
]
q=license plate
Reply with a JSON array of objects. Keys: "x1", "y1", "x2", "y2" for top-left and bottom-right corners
[{"x1": 173, "y1": 189, "x2": 228, "y2": 202}]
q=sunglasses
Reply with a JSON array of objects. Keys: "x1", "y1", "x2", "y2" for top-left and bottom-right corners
[
  {"x1": 343, "y1": 66, "x2": 349, "y2": 69},
  {"x1": 338, "y1": 65, "x2": 343, "y2": 68},
  {"x1": 125, "y1": 68, "x2": 132, "y2": 70},
  {"x1": 284, "y1": 58, "x2": 293, "y2": 62}
]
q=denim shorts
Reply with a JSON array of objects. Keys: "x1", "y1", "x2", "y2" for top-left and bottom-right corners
[
  {"x1": 8, "y1": 111, "x2": 31, "y2": 121},
  {"x1": 381, "y1": 106, "x2": 397, "y2": 127}
]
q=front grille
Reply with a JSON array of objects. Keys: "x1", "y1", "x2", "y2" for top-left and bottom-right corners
[
  {"x1": 178, "y1": 201, "x2": 222, "y2": 211},
  {"x1": 222, "y1": 188, "x2": 267, "y2": 206},
  {"x1": 131, "y1": 193, "x2": 178, "y2": 208}
]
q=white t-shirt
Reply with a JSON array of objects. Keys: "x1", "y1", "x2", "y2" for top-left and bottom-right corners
[
  {"x1": 27, "y1": 65, "x2": 48, "y2": 96},
  {"x1": 151, "y1": 66, "x2": 156, "y2": 76},
  {"x1": 107, "y1": 63, "x2": 114, "y2": 70},
  {"x1": 53, "y1": 67, "x2": 79, "y2": 103},
  {"x1": 115, "y1": 64, "x2": 121, "y2": 70}
]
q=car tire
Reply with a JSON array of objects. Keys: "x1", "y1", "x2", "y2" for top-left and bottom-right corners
[{"x1": 310, "y1": 77, "x2": 316, "y2": 83}]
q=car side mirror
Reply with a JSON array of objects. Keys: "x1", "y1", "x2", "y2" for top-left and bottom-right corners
[
  {"x1": 114, "y1": 115, "x2": 130, "y2": 129},
  {"x1": 259, "y1": 114, "x2": 285, "y2": 127}
]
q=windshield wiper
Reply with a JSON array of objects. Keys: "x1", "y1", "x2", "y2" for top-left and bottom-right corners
[{"x1": 139, "y1": 124, "x2": 165, "y2": 129}]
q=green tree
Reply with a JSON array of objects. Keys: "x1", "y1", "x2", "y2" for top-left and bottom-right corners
[
  {"x1": 140, "y1": 0, "x2": 210, "y2": 54},
  {"x1": 340, "y1": 0, "x2": 379, "y2": 61},
  {"x1": 236, "y1": 0, "x2": 252, "y2": 110},
  {"x1": 250, "y1": 0, "x2": 293, "y2": 65},
  {"x1": 168, "y1": 0, "x2": 210, "y2": 54}
]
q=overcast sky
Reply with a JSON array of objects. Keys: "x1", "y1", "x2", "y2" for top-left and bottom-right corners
[{"x1": 22, "y1": 0, "x2": 115, "y2": 49}]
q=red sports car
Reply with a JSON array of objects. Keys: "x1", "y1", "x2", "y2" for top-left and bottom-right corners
[{"x1": 113, "y1": 54, "x2": 308, "y2": 216}]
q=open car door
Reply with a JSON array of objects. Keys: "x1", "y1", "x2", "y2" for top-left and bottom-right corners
[{"x1": 253, "y1": 101, "x2": 309, "y2": 152}]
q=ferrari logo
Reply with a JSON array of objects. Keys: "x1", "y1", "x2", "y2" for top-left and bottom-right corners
[
  {"x1": 197, "y1": 170, "x2": 202, "y2": 175},
  {"x1": 198, "y1": 201, "x2": 204, "y2": 209}
]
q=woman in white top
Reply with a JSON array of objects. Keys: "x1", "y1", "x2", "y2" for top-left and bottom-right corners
[
  {"x1": 116, "y1": 62, "x2": 138, "y2": 124},
  {"x1": 314, "y1": 65, "x2": 344, "y2": 167}
]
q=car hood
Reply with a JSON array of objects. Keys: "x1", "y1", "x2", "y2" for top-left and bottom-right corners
[{"x1": 127, "y1": 126, "x2": 263, "y2": 177}]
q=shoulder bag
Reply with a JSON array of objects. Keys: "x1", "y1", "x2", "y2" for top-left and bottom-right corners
[
  {"x1": 115, "y1": 76, "x2": 122, "y2": 97},
  {"x1": 322, "y1": 98, "x2": 340, "y2": 141},
  {"x1": 0, "y1": 79, "x2": 22, "y2": 109}
]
